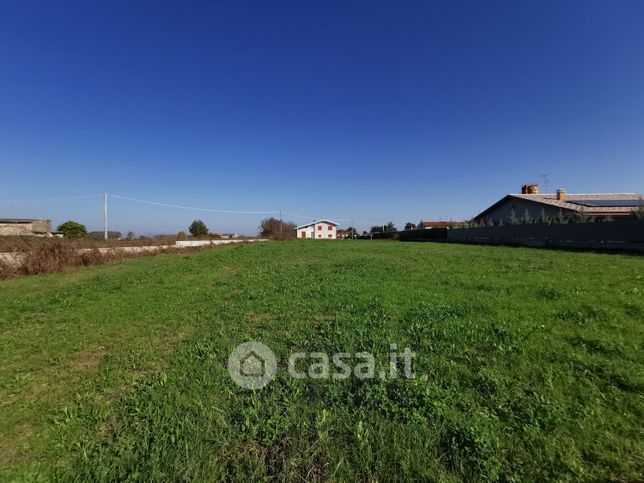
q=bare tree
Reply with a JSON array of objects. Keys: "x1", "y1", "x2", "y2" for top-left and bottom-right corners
[{"x1": 259, "y1": 217, "x2": 296, "y2": 240}]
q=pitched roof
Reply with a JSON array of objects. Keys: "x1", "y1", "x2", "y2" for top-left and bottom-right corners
[
  {"x1": 295, "y1": 219, "x2": 338, "y2": 229},
  {"x1": 474, "y1": 193, "x2": 643, "y2": 220}
]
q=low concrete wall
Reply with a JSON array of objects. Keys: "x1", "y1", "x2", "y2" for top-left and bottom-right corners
[
  {"x1": 0, "y1": 239, "x2": 267, "y2": 267},
  {"x1": 93, "y1": 246, "x2": 174, "y2": 254},
  {"x1": 0, "y1": 247, "x2": 172, "y2": 268},
  {"x1": 175, "y1": 239, "x2": 265, "y2": 248}
]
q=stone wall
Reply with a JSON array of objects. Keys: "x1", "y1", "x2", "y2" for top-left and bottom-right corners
[
  {"x1": 0, "y1": 220, "x2": 52, "y2": 236},
  {"x1": 31, "y1": 220, "x2": 52, "y2": 233}
]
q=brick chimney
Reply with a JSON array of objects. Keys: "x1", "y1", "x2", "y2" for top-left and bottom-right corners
[
  {"x1": 556, "y1": 188, "x2": 566, "y2": 201},
  {"x1": 521, "y1": 183, "x2": 540, "y2": 195}
]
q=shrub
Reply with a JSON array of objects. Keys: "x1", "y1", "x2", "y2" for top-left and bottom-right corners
[
  {"x1": 177, "y1": 231, "x2": 187, "y2": 240},
  {"x1": 89, "y1": 231, "x2": 121, "y2": 240},
  {"x1": 56, "y1": 220, "x2": 88, "y2": 238},
  {"x1": 370, "y1": 222, "x2": 396, "y2": 234},
  {"x1": 20, "y1": 240, "x2": 80, "y2": 274},
  {"x1": 0, "y1": 239, "x2": 223, "y2": 280},
  {"x1": 189, "y1": 220, "x2": 209, "y2": 237}
]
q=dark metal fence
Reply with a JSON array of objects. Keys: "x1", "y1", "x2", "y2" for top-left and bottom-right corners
[
  {"x1": 358, "y1": 231, "x2": 399, "y2": 240},
  {"x1": 395, "y1": 219, "x2": 644, "y2": 252}
]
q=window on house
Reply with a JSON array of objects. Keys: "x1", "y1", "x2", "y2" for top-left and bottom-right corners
[
  {"x1": 317, "y1": 225, "x2": 322, "y2": 230},
  {"x1": 328, "y1": 234, "x2": 332, "y2": 238},
  {"x1": 327, "y1": 225, "x2": 332, "y2": 230},
  {"x1": 318, "y1": 234, "x2": 321, "y2": 238}
]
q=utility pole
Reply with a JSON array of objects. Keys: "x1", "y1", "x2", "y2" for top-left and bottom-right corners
[
  {"x1": 351, "y1": 217, "x2": 354, "y2": 239},
  {"x1": 279, "y1": 210, "x2": 282, "y2": 236},
  {"x1": 104, "y1": 192, "x2": 108, "y2": 241}
]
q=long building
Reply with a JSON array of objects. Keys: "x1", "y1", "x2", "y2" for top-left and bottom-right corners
[
  {"x1": 473, "y1": 185, "x2": 643, "y2": 225},
  {"x1": 0, "y1": 219, "x2": 52, "y2": 236}
]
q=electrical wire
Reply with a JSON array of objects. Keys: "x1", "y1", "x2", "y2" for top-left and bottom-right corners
[
  {"x1": 111, "y1": 195, "x2": 278, "y2": 215},
  {"x1": 0, "y1": 194, "x2": 103, "y2": 203},
  {"x1": 0, "y1": 193, "x2": 388, "y2": 228}
]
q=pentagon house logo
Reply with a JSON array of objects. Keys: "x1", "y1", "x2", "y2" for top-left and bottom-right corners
[{"x1": 228, "y1": 341, "x2": 277, "y2": 389}]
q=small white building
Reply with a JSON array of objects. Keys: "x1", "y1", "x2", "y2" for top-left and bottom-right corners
[{"x1": 295, "y1": 220, "x2": 338, "y2": 239}]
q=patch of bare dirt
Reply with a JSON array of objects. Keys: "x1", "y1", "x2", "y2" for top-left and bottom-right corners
[
  {"x1": 245, "y1": 313, "x2": 272, "y2": 324},
  {"x1": 0, "y1": 423, "x2": 35, "y2": 463}
]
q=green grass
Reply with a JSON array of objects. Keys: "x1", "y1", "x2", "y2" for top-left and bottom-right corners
[{"x1": 0, "y1": 241, "x2": 642, "y2": 481}]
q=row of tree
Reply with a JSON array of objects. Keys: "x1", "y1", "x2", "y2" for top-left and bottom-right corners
[
  {"x1": 176, "y1": 219, "x2": 240, "y2": 239},
  {"x1": 55, "y1": 221, "x2": 137, "y2": 239},
  {"x1": 367, "y1": 222, "x2": 397, "y2": 234},
  {"x1": 473, "y1": 205, "x2": 644, "y2": 228},
  {"x1": 56, "y1": 219, "x2": 215, "y2": 240}
]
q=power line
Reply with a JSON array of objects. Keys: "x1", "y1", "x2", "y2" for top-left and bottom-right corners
[
  {"x1": 110, "y1": 194, "x2": 278, "y2": 215},
  {"x1": 283, "y1": 213, "x2": 383, "y2": 226},
  {"x1": 281, "y1": 210, "x2": 318, "y2": 220},
  {"x1": 0, "y1": 192, "x2": 387, "y2": 229},
  {"x1": 112, "y1": 198, "x2": 384, "y2": 230},
  {"x1": 0, "y1": 194, "x2": 103, "y2": 203}
]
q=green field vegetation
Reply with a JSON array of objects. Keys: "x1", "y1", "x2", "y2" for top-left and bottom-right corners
[{"x1": 0, "y1": 241, "x2": 642, "y2": 480}]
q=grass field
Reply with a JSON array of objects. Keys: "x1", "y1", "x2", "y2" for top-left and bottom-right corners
[{"x1": 1, "y1": 241, "x2": 642, "y2": 480}]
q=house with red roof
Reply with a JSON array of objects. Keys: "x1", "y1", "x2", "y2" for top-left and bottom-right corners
[{"x1": 295, "y1": 220, "x2": 338, "y2": 239}]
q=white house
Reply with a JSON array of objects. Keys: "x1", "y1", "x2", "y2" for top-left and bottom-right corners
[{"x1": 295, "y1": 220, "x2": 338, "y2": 239}]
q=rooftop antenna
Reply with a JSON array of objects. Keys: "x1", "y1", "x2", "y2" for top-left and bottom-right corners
[{"x1": 538, "y1": 174, "x2": 550, "y2": 194}]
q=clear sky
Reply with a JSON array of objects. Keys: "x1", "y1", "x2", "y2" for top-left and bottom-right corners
[{"x1": 1, "y1": 1, "x2": 643, "y2": 235}]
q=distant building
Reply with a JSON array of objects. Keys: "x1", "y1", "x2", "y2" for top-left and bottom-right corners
[
  {"x1": 295, "y1": 220, "x2": 338, "y2": 239},
  {"x1": 216, "y1": 233, "x2": 239, "y2": 239},
  {"x1": 417, "y1": 220, "x2": 466, "y2": 229},
  {"x1": 473, "y1": 185, "x2": 643, "y2": 225},
  {"x1": 404, "y1": 222, "x2": 417, "y2": 231},
  {"x1": 0, "y1": 219, "x2": 51, "y2": 236}
]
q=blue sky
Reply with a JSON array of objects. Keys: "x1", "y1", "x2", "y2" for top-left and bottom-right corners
[{"x1": 1, "y1": 1, "x2": 643, "y2": 235}]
